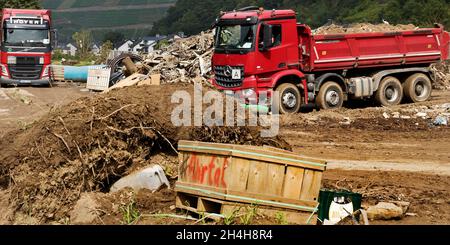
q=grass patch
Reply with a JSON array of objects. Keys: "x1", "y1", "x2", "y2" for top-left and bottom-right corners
[{"x1": 120, "y1": 199, "x2": 141, "y2": 225}]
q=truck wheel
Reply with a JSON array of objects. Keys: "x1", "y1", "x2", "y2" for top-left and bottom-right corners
[
  {"x1": 403, "y1": 73, "x2": 432, "y2": 103},
  {"x1": 375, "y1": 76, "x2": 403, "y2": 106},
  {"x1": 316, "y1": 81, "x2": 344, "y2": 110},
  {"x1": 274, "y1": 83, "x2": 302, "y2": 114}
]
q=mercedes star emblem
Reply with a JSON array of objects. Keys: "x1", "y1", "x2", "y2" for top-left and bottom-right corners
[{"x1": 223, "y1": 66, "x2": 232, "y2": 77}]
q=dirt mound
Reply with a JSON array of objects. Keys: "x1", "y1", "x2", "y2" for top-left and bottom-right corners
[
  {"x1": 0, "y1": 83, "x2": 289, "y2": 223},
  {"x1": 69, "y1": 189, "x2": 181, "y2": 225},
  {"x1": 314, "y1": 23, "x2": 418, "y2": 35}
]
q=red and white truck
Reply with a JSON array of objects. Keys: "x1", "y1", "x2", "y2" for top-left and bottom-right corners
[
  {"x1": 212, "y1": 8, "x2": 450, "y2": 113},
  {"x1": 0, "y1": 8, "x2": 54, "y2": 87}
]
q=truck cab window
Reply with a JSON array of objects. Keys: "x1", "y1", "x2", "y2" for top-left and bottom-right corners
[
  {"x1": 4, "y1": 29, "x2": 49, "y2": 46},
  {"x1": 258, "y1": 24, "x2": 282, "y2": 48},
  {"x1": 216, "y1": 25, "x2": 255, "y2": 50},
  {"x1": 272, "y1": 25, "x2": 282, "y2": 47}
]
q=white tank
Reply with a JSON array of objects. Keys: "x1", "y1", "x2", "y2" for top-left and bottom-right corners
[{"x1": 324, "y1": 196, "x2": 354, "y2": 225}]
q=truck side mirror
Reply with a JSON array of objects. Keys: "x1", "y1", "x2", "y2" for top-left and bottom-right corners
[
  {"x1": 260, "y1": 23, "x2": 273, "y2": 51},
  {"x1": 51, "y1": 29, "x2": 58, "y2": 49}
]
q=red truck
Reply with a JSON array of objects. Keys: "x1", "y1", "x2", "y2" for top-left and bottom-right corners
[
  {"x1": 212, "y1": 8, "x2": 450, "y2": 113},
  {"x1": 0, "y1": 8, "x2": 54, "y2": 87}
]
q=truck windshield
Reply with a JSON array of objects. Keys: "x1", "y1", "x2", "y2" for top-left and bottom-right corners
[
  {"x1": 216, "y1": 24, "x2": 255, "y2": 50},
  {"x1": 3, "y1": 28, "x2": 49, "y2": 47}
]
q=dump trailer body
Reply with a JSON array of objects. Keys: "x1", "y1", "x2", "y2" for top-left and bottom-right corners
[{"x1": 304, "y1": 27, "x2": 449, "y2": 72}]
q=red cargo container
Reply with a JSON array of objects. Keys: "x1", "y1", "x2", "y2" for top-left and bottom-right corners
[{"x1": 308, "y1": 27, "x2": 447, "y2": 71}]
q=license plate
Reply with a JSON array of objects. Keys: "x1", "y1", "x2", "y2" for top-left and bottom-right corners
[
  {"x1": 232, "y1": 69, "x2": 241, "y2": 80},
  {"x1": 20, "y1": 80, "x2": 31, "y2": 84}
]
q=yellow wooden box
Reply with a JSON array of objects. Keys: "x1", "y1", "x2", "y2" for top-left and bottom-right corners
[{"x1": 175, "y1": 140, "x2": 327, "y2": 223}]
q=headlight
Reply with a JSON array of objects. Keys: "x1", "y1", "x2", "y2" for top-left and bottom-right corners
[
  {"x1": 0, "y1": 64, "x2": 9, "y2": 77},
  {"x1": 42, "y1": 66, "x2": 50, "y2": 77},
  {"x1": 7, "y1": 56, "x2": 16, "y2": 65},
  {"x1": 242, "y1": 88, "x2": 256, "y2": 98},
  {"x1": 39, "y1": 57, "x2": 45, "y2": 64}
]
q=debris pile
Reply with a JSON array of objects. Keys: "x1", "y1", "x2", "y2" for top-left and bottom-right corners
[
  {"x1": 143, "y1": 31, "x2": 214, "y2": 84},
  {"x1": 383, "y1": 103, "x2": 450, "y2": 126},
  {"x1": 314, "y1": 23, "x2": 418, "y2": 35},
  {"x1": 0, "y1": 84, "x2": 289, "y2": 223},
  {"x1": 430, "y1": 60, "x2": 450, "y2": 89}
]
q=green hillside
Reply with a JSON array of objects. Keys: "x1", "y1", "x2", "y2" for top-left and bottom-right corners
[
  {"x1": 151, "y1": 0, "x2": 450, "y2": 36},
  {"x1": 41, "y1": 0, "x2": 176, "y2": 43},
  {"x1": 42, "y1": 0, "x2": 174, "y2": 9}
]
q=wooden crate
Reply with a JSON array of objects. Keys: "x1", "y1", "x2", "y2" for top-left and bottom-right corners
[
  {"x1": 176, "y1": 192, "x2": 316, "y2": 224},
  {"x1": 49, "y1": 65, "x2": 65, "y2": 82},
  {"x1": 175, "y1": 141, "x2": 327, "y2": 223}
]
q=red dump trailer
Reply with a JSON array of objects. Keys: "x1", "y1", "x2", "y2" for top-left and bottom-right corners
[{"x1": 212, "y1": 8, "x2": 450, "y2": 113}]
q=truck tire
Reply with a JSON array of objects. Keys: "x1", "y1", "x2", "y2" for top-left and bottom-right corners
[
  {"x1": 316, "y1": 81, "x2": 344, "y2": 110},
  {"x1": 402, "y1": 73, "x2": 432, "y2": 103},
  {"x1": 274, "y1": 83, "x2": 302, "y2": 114},
  {"x1": 375, "y1": 76, "x2": 403, "y2": 106}
]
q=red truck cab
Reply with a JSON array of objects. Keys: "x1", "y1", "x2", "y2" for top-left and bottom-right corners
[
  {"x1": 212, "y1": 8, "x2": 450, "y2": 113},
  {"x1": 0, "y1": 8, "x2": 54, "y2": 86}
]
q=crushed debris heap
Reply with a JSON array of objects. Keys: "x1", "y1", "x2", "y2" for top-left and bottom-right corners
[
  {"x1": 143, "y1": 32, "x2": 214, "y2": 84},
  {"x1": 0, "y1": 83, "x2": 289, "y2": 223}
]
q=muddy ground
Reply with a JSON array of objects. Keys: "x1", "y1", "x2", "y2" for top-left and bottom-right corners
[
  {"x1": 0, "y1": 83, "x2": 90, "y2": 138},
  {"x1": 281, "y1": 90, "x2": 450, "y2": 170},
  {"x1": 0, "y1": 84, "x2": 449, "y2": 225}
]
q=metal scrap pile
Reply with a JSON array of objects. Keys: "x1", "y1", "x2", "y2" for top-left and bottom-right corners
[
  {"x1": 314, "y1": 23, "x2": 418, "y2": 35},
  {"x1": 430, "y1": 60, "x2": 450, "y2": 89},
  {"x1": 143, "y1": 31, "x2": 214, "y2": 84}
]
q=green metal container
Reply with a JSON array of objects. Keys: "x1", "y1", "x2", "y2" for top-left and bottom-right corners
[{"x1": 317, "y1": 189, "x2": 362, "y2": 223}]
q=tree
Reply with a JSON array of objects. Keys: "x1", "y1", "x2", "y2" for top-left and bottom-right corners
[
  {"x1": 154, "y1": 40, "x2": 170, "y2": 50},
  {"x1": 151, "y1": 0, "x2": 450, "y2": 36},
  {"x1": 102, "y1": 32, "x2": 125, "y2": 49},
  {"x1": 0, "y1": 0, "x2": 41, "y2": 9},
  {"x1": 96, "y1": 40, "x2": 113, "y2": 65},
  {"x1": 73, "y1": 30, "x2": 93, "y2": 59}
]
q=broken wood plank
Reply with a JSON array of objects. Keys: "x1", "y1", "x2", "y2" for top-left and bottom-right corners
[
  {"x1": 123, "y1": 56, "x2": 138, "y2": 75},
  {"x1": 104, "y1": 73, "x2": 147, "y2": 93}
]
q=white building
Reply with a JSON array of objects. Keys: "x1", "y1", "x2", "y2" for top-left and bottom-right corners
[
  {"x1": 131, "y1": 35, "x2": 168, "y2": 54},
  {"x1": 62, "y1": 43, "x2": 77, "y2": 56},
  {"x1": 91, "y1": 43, "x2": 100, "y2": 55},
  {"x1": 116, "y1": 40, "x2": 134, "y2": 52}
]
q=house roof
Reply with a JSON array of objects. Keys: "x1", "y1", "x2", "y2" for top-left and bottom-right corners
[
  {"x1": 142, "y1": 35, "x2": 168, "y2": 42},
  {"x1": 118, "y1": 40, "x2": 133, "y2": 47},
  {"x1": 66, "y1": 43, "x2": 77, "y2": 49},
  {"x1": 112, "y1": 40, "x2": 131, "y2": 49},
  {"x1": 131, "y1": 39, "x2": 142, "y2": 48},
  {"x1": 131, "y1": 35, "x2": 169, "y2": 49}
]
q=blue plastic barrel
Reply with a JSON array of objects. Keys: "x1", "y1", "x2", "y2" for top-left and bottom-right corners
[{"x1": 63, "y1": 65, "x2": 107, "y2": 81}]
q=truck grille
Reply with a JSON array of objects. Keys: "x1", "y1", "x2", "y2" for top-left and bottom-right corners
[
  {"x1": 214, "y1": 65, "x2": 244, "y2": 88},
  {"x1": 16, "y1": 56, "x2": 40, "y2": 65},
  {"x1": 8, "y1": 65, "x2": 43, "y2": 80}
]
